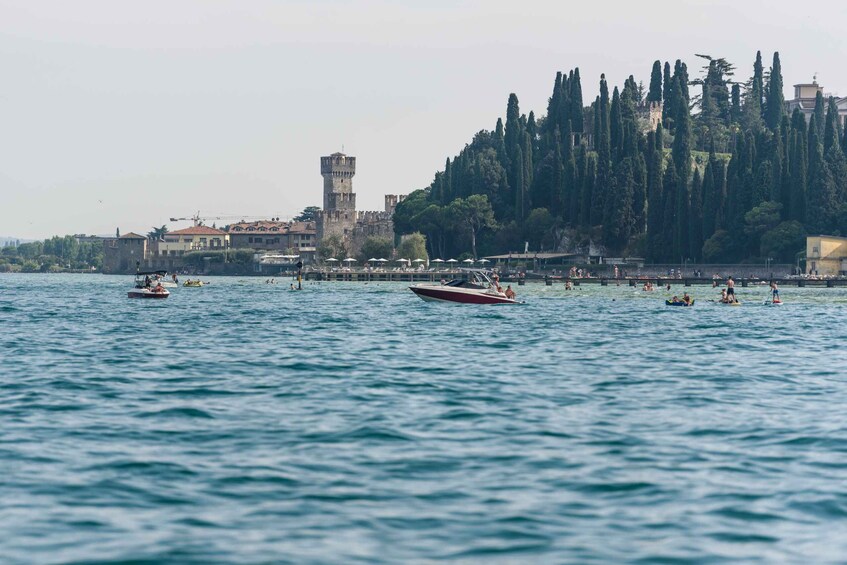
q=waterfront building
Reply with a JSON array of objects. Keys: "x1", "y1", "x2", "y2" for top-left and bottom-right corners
[
  {"x1": 155, "y1": 226, "x2": 229, "y2": 258},
  {"x1": 787, "y1": 82, "x2": 847, "y2": 127},
  {"x1": 102, "y1": 232, "x2": 147, "y2": 273},
  {"x1": 806, "y1": 235, "x2": 847, "y2": 276},
  {"x1": 314, "y1": 151, "x2": 403, "y2": 256},
  {"x1": 227, "y1": 220, "x2": 317, "y2": 262}
]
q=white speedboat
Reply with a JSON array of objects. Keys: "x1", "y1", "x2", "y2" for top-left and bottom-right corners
[
  {"x1": 128, "y1": 272, "x2": 170, "y2": 299},
  {"x1": 410, "y1": 270, "x2": 519, "y2": 304}
]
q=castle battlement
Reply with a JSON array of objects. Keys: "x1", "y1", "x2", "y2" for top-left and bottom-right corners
[{"x1": 321, "y1": 154, "x2": 356, "y2": 176}]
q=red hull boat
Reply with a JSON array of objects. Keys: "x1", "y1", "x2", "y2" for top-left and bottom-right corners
[{"x1": 410, "y1": 271, "x2": 520, "y2": 305}]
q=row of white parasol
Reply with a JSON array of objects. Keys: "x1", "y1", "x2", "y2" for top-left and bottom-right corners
[{"x1": 324, "y1": 258, "x2": 490, "y2": 266}]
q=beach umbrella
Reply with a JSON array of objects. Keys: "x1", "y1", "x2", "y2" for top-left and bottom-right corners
[
  {"x1": 343, "y1": 257, "x2": 357, "y2": 263},
  {"x1": 413, "y1": 258, "x2": 426, "y2": 263},
  {"x1": 368, "y1": 258, "x2": 379, "y2": 262},
  {"x1": 325, "y1": 258, "x2": 339, "y2": 263},
  {"x1": 396, "y1": 258, "x2": 409, "y2": 263},
  {"x1": 462, "y1": 258, "x2": 475, "y2": 264},
  {"x1": 431, "y1": 258, "x2": 445, "y2": 263},
  {"x1": 446, "y1": 258, "x2": 458, "y2": 265},
  {"x1": 478, "y1": 258, "x2": 490, "y2": 264},
  {"x1": 377, "y1": 258, "x2": 388, "y2": 263}
]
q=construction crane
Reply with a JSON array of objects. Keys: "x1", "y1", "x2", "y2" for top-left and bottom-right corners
[{"x1": 168, "y1": 211, "x2": 291, "y2": 227}]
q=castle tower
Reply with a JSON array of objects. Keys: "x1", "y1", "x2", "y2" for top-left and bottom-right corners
[{"x1": 321, "y1": 152, "x2": 356, "y2": 212}]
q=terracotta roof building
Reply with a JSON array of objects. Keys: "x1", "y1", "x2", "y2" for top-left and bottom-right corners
[
  {"x1": 227, "y1": 220, "x2": 316, "y2": 253},
  {"x1": 155, "y1": 225, "x2": 229, "y2": 257}
]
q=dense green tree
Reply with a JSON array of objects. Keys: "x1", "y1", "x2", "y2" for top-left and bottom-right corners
[
  {"x1": 570, "y1": 68, "x2": 584, "y2": 135},
  {"x1": 448, "y1": 195, "x2": 496, "y2": 259},
  {"x1": 760, "y1": 220, "x2": 805, "y2": 261},
  {"x1": 647, "y1": 60, "x2": 663, "y2": 102},
  {"x1": 358, "y1": 236, "x2": 394, "y2": 263},
  {"x1": 593, "y1": 75, "x2": 611, "y2": 226},
  {"x1": 293, "y1": 206, "x2": 320, "y2": 223},
  {"x1": 396, "y1": 232, "x2": 429, "y2": 262},
  {"x1": 765, "y1": 52, "x2": 785, "y2": 131},
  {"x1": 689, "y1": 168, "x2": 704, "y2": 261}
]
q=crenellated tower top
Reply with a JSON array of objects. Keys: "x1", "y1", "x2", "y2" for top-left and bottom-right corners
[{"x1": 321, "y1": 152, "x2": 356, "y2": 212}]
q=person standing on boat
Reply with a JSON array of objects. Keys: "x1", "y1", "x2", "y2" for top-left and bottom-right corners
[{"x1": 727, "y1": 277, "x2": 736, "y2": 302}]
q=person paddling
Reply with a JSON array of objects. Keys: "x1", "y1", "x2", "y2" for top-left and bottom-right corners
[{"x1": 770, "y1": 280, "x2": 781, "y2": 303}]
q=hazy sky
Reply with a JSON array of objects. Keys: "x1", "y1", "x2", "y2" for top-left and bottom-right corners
[{"x1": 1, "y1": 0, "x2": 844, "y2": 239}]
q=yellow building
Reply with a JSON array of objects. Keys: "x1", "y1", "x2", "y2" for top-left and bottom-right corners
[
  {"x1": 806, "y1": 235, "x2": 847, "y2": 276},
  {"x1": 156, "y1": 226, "x2": 229, "y2": 257}
]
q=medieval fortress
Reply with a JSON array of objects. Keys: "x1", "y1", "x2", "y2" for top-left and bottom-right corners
[{"x1": 315, "y1": 152, "x2": 404, "y2": 255}]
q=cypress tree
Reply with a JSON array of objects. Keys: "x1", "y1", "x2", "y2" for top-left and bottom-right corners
[
  {"x1": 744, "y1": 51, "x2": 765, "y2": 130},
  {"x1": 581, "y1": 152, "x2": 596, "y2": 227},
  {"x1": 504, "y1": 93, "x2": 522, "y2": 213},
  {"x1": 648, "y1": 60, "x2": 663, "y2": 102},
  {"x1": 730, "y1": 83, "x2": 742, "y2": 124},
  {"x1": 570, "y1": 68, "x2": 584, "y2": 135},
  {"x1": 443, "y1": 158, "x2": 453, "y2": 204},
  {"x1": 523, "y1": 130, "x2": 534, "y2": 209},
  {"x1": 592, "y1": 96, "x2": 601, "y2": 151},
  {"x1": 633, "y1": 153, "x2": 648, "y2": 235},
  {"x1": 752, "y1": 160, "x2": 773, "y2": 207},
  {"x1": 610, "y1": 87, "x2": 623, "y2": 160},
  {"x1": 671, "y1": 76, "x2": 691, "y2": 184},
  {"x1": 662, "y1": 62, "x2": 673, "y2": 124},
  {"x1": 593, "y1": 75, "x2": 611, "y2": 226},
  {"x1": 701, "y1": 155, "x2": 717, "y2": 241},
  {"x1": 689, "y1": 168, "x2": 704, "y2": 261},
  {"x1": 606, "y1": 157, "x2": 635, "y2": 251},
  {"x1": 646, "y1": 144, "x2": 665, "y2": 261},
  {"x1": 673, "y1": 60, "x2": 689, "y2": 102},
  {"x1": 662, "y1": 163, "x2": 679, "y2": 262},
  {"x1": 546, "y1": 73, "x2": 563, "y2": 137},
  {"x1": 765, "y1": 52, "x2": 785, "y2": 131},
  {"x1": 494, "y1": 118, "x2": 508, "y2": 185},
  {"x1": 779, "y1": 115, "x2": 792, "y2": 216},
  {"x1": 790, "y1": 129, "x2": 807, "y2": 223},
  {"x1": 806, "y1": 124, "x2": 832, "y2": 233},
  {"x1": 674, "y1": 162, "x2": 690, "y2": 262},
  {"x1": 824, "y1": 96, "x2": 843, "y2": 154},
  {"x1": 511, "y1": 143, "x2": 525, "y2": 220},
  {"x1": 752, "y1": 51, "x2": 764, "y2": 118},
  {"x1": 812, "y1": 91, "x2": 826, "y2": 137}
]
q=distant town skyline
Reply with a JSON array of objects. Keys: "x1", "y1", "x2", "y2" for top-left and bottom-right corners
[{"x1": 1, "y1": 0, "x2": 845, "y2": 239}]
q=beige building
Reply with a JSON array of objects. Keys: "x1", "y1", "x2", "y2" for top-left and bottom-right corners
[
  {"x1": 787, "y1": 82, "x2": 847, "y2": 128},
  {"x1": 156, "y1": 226, "x2": 229, "y2": 257},
  {"x1": 226, "y1": 220, "x2": 317, "y2": 257},
  {"x1": 806, "y1": 235, "x2": 847, "y2": 276}
]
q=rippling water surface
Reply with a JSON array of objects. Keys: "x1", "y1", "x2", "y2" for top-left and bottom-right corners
[{"x1": 2, "y1": 273, "x2": 847, "y2": 563}]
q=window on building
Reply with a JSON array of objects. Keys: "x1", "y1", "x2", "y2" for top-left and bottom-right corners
[{"x1": 813, "y1": 246, "x2": 819, "y2": 253}]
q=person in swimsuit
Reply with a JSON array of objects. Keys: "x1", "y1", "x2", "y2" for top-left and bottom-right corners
[
  {"x1": 770, "y1": 280, "x2": 780, "y2": 302},
  {"x1": 727, "y1": 277, "x2": 736, "y2": 302}
]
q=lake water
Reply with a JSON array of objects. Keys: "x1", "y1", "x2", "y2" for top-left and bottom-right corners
[{"x1": 2, "y1": 274, "x2": 847, "y2": 563}]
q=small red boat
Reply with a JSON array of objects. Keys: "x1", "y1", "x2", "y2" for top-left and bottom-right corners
[{"x1": 410, "y1": 271, "x2": 520, "y2": 305}]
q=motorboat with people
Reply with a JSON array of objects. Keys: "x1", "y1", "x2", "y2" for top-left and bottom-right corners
[
  {"x1": 410, "y1": 270, "x2": 521, "y2": 304},
  {"x1": 128, "y1": 271, "x2": 170, "y2": 299}
]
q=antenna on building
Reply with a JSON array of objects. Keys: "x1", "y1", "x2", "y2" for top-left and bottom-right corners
[
  {"x1": 342, "y1": 144, "x2": 345, "y2": 153},
  {"x1": 813, "y1": 72, "x2": 818, "y2": 83}
]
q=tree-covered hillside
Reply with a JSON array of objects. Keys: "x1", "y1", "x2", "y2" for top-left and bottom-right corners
[{"x1": 394, "y1": 52, "x2": 847, "y2": 263}]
